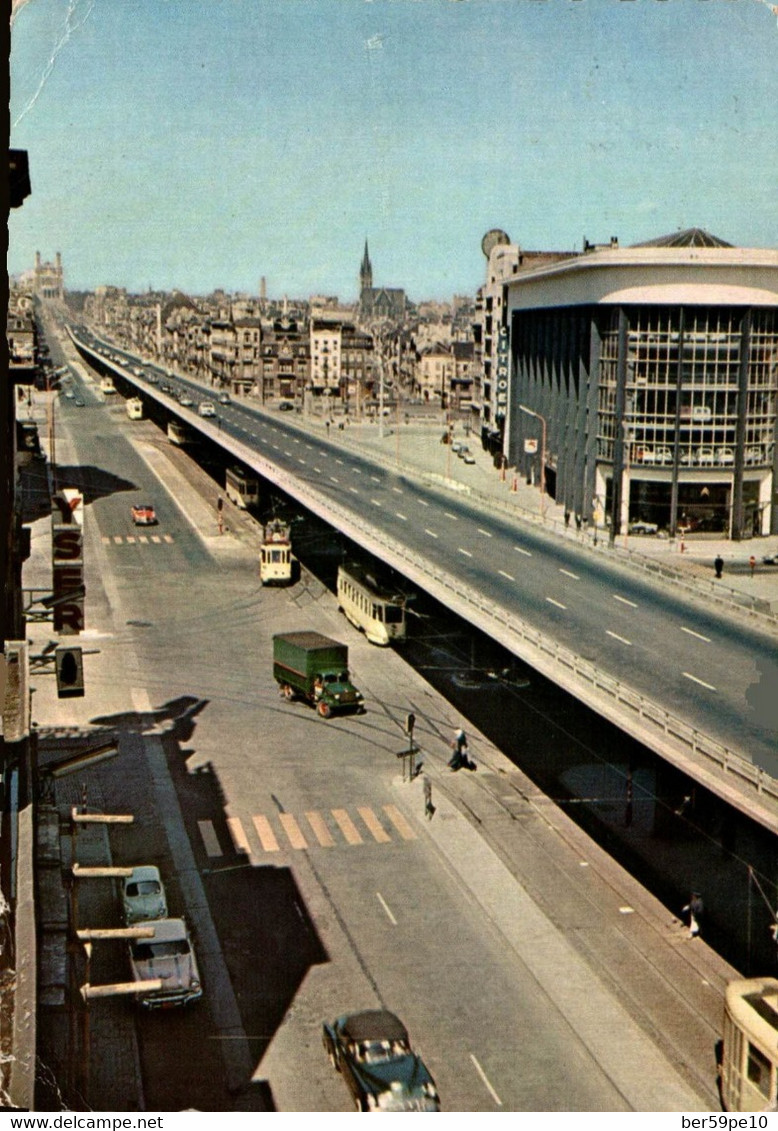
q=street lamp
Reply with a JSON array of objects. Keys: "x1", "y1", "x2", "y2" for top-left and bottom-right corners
[{"x1": 519, "y1": 404, "x2": 547, "y2": 519}]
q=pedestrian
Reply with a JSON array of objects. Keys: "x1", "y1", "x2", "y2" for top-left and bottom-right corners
[
  {"x1": 448, "y1": 727, "x2": 468, "y2": 770},
  {"x1": 682, "y1": 891, "x2": 704, "y2": 938},
  {"x1": 575, "y1": 514, "x2": 582, "y2": 532},
  {"x1": 749, "y1": 554, "x2": 756, "y2": 578},
  {"x1": 714, "y1": 554, "x2": 724, "y2": 579},
  {"x1": 564, "y1": 510, "x2": 571, "y2": 528},
  {"x1": 423, "y1": 775, "x2": 435, "y2": 820}
]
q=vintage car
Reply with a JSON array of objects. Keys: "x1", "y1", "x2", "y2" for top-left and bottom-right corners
[
  {"x1": 122, "y1": 865, "x2": 168, "y2": 925},
  {"x1": 131, "y1": 503, "x2": 157, "y2": 526},
  {"x1": 128, "y1": 918, "x2": 202, "y2": 1008},
  {"x1": 322, "y1": 1009, "x2": 440, "y2": 1111}
]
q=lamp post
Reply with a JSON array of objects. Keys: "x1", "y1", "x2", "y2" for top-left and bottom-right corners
[{"x1": 519, "y1": 404, "x2": 547, "y2": 519}]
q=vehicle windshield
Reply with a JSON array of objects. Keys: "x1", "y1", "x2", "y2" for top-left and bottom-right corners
[
  {"x1": 127, "y1": 880, "x2": 160, "y2": 897},
  {"x1": 133, "y1": 939, "x2": 190, "y2": 960},
  {"x1": 355, "y1": 1039, "x2": 409, "y2": 1064}
]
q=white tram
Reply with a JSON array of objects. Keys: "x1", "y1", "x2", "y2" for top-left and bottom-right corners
[
  {"x1": 225, "y1": 465, "x2": 260, "y2": 509},
  {"x1": 167, "y1": 420, "x2": 193, "y2": 446},
  {"x1": 259, "y1": 519, "x2": 293, "y2": 585},
  {"x1": 720, "y1": 978, "x2": 778, "y2": 1111},
  {"x1": 336, "y1": 563, "x2": 407, "y2": 646}
]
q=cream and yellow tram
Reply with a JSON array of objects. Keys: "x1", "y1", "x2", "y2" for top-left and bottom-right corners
[
  {"x1": 721, "y1": 978, "x2": 778, "y2": 1112},
  {"x1": 336, "y1": 563, "x2": 406, "y2": 646},
  {"x1": 225, "y1": 465, "x2": 260, "y2": 509},
  {"x1": 259, "y1": 519, "x2": 293, "y2": 585}
]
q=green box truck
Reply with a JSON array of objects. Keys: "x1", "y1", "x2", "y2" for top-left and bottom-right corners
[{"x1": 273, "y1": 631, "x2": 365, "y2": 718}]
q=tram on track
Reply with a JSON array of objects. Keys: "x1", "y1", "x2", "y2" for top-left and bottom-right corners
[
  {"x1": 720, "y1": 977, "x2": 778, "y2": 1112},
  {"x1": 336, "y1": 563, "x2": 407, "y2": 646},
  {"x1": 225, "y1": 465, "x2": 260, "y2": 509}
]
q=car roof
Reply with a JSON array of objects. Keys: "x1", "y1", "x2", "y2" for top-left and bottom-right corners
[
  {"x1": 340, "y1": 1010, "x2": 408, "y2": 1042},
  {"x1": 125, "y1": 865, "x2": 161, "y2": 885}
]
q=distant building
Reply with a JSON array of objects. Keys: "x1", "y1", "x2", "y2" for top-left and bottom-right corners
[
  {"x1": 261, "y1": 315, "x2": 309, "y2": 402},
  {"x1": 358, "y1": 241, "x2": 408, "y2": 322},
  {"x1": 33, "y1": 251, "x2": 64, "y2": 301},
  {"x1": 500, "y1": 228, "x2": 778, "y2": 539}
]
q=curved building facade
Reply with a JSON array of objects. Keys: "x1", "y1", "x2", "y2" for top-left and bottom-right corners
[{"x1": 503, "y1": 232, "x2": 778, "y2": 539}]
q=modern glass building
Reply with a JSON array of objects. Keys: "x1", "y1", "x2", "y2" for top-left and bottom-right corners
[{"x1": 503, "y1": 230, "x2": 778, "y2": 539}]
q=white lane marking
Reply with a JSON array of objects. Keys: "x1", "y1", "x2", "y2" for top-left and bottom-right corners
[
  {"x1": 559, "y1": 568, "x2": 579, "y2": 581},
  {"x1": 458, "y1": 547, "x2": 473, "y2": 558},
  {"x1": 353, "y1": 467, "x2": 362, "y2": 475},
  {"x1": 477, "y1": 528, "x2": 493, "y2": 537},
  {"x1": 370, "y1": 475, "x2": 381, "y2": 483},
  {"x1": 444, "y1": 512, "x2": 458, "y2": 521},
  {"x1": 470, "y1": 1053, "x2": 502, "y2": 1107},
  {"x1": 314, "y1": 467, "x2": 322, "y2": 474},
  {"x1": 425, "y1": 529, "x2": 439, "y2": 539},
  {"x1": 418, "y1": 498, "x2": 429, "y2": 507},
  {"x1": 329, "y1": 477, "x2": 340, "y2": 484},
  {"x1": 284, "y1": 450, "x2": 293, "y2": 457},
  {"x1": 297, "y1": 459, "x2": 306, "y2": 465},
  {"x1": 305, "y1": 443, "x2": 313, "y2": 450},
  {"x1": 396, "y1": 512, "x2": 408, "y2": 521},
  {"x1": 392, "y1": 486, "x2": 403, "y2": 494},
  {"x1": 370, "y1": 499, "x2": 382, "y2": 507},
  {"x1": 376, "y1": 892, "x2": 398, "y2": 926},
  {"x1": 498, "y1": 570, "x2": 515, "y2": 581},
  {"x1": 683, "y1": 672, "x2": 717, "y2": 692},
  {"x1": 514, "y1": 546, "x2": 532, "y2": 557},
  {"x1": 293, "y1": 437, "x2": 300, "y2": 444},
  {"x1": 681, "y1": 626, "x2": 711, "y2": 643},
  {"x1": 335, "y1": 459, "x2": 344, "y2": 465},
  {"x1": 613, "y1": 594, "x2": 638, "y2": 608},
  {"x1": 606, "y1": 630, "x2": 632, "y2": 646},
  {"x1": 349, "y1": 487, "x2": 359, "y2": 494},
  {"x1": 546, "y1": 597, "x2": 566, "y2": 610}
]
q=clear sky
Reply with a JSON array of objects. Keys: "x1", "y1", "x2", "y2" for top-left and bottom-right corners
[{"x1": 9, "y1": 0, "x2": 778, "y2": 302}]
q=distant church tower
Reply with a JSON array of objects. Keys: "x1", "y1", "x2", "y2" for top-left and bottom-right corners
[{"x1": 360, "y1": 240, "x2": 373, "y2": 294}]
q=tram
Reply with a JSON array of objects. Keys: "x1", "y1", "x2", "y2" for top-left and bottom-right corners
[
  {"x1": 336, "y1": 563, "x2": 407, "y2": 646},
  {"x1": 259, "y1": 519, "x2": 293, "y2": 585},
  {"x1": 225, "y1": 465, "x2": 260, "y2": 509},
  {"x1": 167, "y1": 420, "x2": 193, "y2": 446},
  {"x1": 720, "y1": 978, "x2": 778, "y2": 1111}
]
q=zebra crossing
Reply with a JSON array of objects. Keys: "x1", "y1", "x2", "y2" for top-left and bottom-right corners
[
  {"x1": 102, "y1": 533, "x2": 175, "y2": 545},
  {"x1": 198, "y1": 803, "x2": 417, "y2": 859}
]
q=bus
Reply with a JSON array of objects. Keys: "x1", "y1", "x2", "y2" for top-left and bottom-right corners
[
  {"x1": 126, "y1": 398, "x2": 144, "y2": 420},
  {"x1": 225, "y1": 465, "x2": 260, "y2": 509},
  {"x1": 336, "y1": 563, "x2": 407, "y2": 646},
  {"x1": 259, "y1": 519, "x2": 293, "y2": 586},
  {"x1": 720, "y1": 978, "x2": 778, "y2": 1111},
  {"x1": 167, "y1": 420, "x2": 193, "y2": 446}
]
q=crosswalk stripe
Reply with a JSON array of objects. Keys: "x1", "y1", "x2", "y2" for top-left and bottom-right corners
[
  {"x1": 138, "y1": 535, "x2": 149, "y2": 544},
  {"x1": 332, "y1": 808, "x2": 363, "y2": 845},
  {"x1": 253, "y1": 814, "x2": 280, "y2": 852},
  {"x1": 198, "y1": 819, "x2": 222, "y2": 857},
  {"x1": 279, "y1": 812, "x2": 308, "y2": 849},
  {"x1": 102, "y1": 536, "x2": 110, "y2": 544},
  {"x1": 227, "y1": 817, "x2": 251, "y2": 854},
  {"x1": 113, "y1": 535, "x2": 122, "y2": 544},
  {"x1": 305, "y1": 810, "x2": 334, "y2": 847},
  {"x1": 163, "y1": 534, "x2": 174, "y2": 543},
  {"x1": 126, "y1": 535, "x2": 136, "y2": 544},
  {"x1": 358, "y1": 806, "x2": 391, "y2": 843},
  {"x1": 151, "y1": 535, "x2": 162, "y2": 544},
  {"x1": 383, "y1": 804, "x2": 417, "y2": 840}
]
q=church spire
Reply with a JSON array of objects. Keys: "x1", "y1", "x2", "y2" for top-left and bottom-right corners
[{"x1": 360, "y1": 239, "x2": 373, "y2": 293}]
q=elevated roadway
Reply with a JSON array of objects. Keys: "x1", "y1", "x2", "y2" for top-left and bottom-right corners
[{"x1": 68, "y1": 328, "x2": 778, "y2": 834}]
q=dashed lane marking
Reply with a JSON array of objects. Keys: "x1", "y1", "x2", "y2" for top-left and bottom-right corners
[
  {"x1": 477, "y1": 528, "x2": 493, "y2": 537},
  {"x1": 396, "y1": 512, "x2": 408, "y2": 521},
  {"x1": 546, "y1": 597, "x2": 566, "y2": 610},
  {"x1": 332, "y1": 808, "x2": 363, "y2": 845},
  {"x1": 681, "y1": 627, "x2": 711, "y2": 643},
  {"x1": 444, "y1": 512, "x2": 458, "y2": 520},
  {"x1": 514, "y1": 546, "x2": 532, "y2": 557},
  {"x1": 613, "y1": 594, "x2": 638, "y2": 608},
  {"x1": 458, "y1": 547, "x2": 473, "y2": 558},
  {"x1": 559, "y1": 568, "x2": 579, "y2": 580},
  {"x1": 425, "y1": 529, "x2": 439, "y2": 538},
  {"x1": 683, "y1": 672, "x2": 717, "y2": 692},
  {"x1": 279, "y1": 812, "x2": 308, "y2": 850},
  {"x1": 198, "y1": 819, "x2": 223, "y2": 857},
  {"x1": 606, "y1": 630, "x2": 632, "y2": 646},
  {"x1": 383, "y1": 804, "x2": 417, "y2": 840},
  {"x1": 252, "y1": 814, "x2": 280, "y2": 852},
  {"x1": 498, "y1": 570, "x2": 515, "y2": 581},
  {"x1": 371, "y1": 499, "x2": 383, "y2": 507}
]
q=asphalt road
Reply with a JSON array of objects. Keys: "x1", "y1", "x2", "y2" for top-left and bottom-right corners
[
  {"x1": 34, "y1": 346, "x2": 711, "y2": 1111},
  {"x1": 71, "y1": 332, "x2": 778, "y2": 776}
]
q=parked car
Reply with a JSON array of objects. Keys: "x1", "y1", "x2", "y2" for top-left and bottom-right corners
[
  {"x1": 131, "y1": 503, "x2": 157, "y2": 526},
  {"x1": 128, "y1": 918, "x2": 202, "y2": 1008},
  {"x1": 322, "y1": 1010, "x2": 440, "y2": 1112},
  {"x1": 178, "y1": 394, "x2": 193, "y2": 407},
  {"x1": 628, "y1": 520, "x2": 659, "y2": 536},
  {"x1": 278, "y1": 401, "x2": 295, "y2": 411},
  {"x1": 122, "y1": 865, "x2": 168, "y2": 925},
  {"x1": 762, "y1": 552, "x2": 778, "y2": 566},
  {"x1": 456, "y1": 446, "x2": 472, "y2": 460},
  {"x1": 198, "y1": 401, "x2": 216, "y2": 418},
  {"x1": 451, "y1": 441, "x2": 464, "y2": 454},
  {"x1": 461, "y1": 451, "x2": 476, "y2": 464}
]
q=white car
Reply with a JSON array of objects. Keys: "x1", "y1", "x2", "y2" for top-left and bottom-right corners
[
  {"x1": 628, "y1": 520, "x2": 659, "y2": 536},
  {"x1": 128, "y1": 918, "x2": 202, "y2": 1008},
  {"x1": 198, "y1": 401, "x2": 216, "y2": 418},
  {"x1": 122, "y1": 865, "x2": 168, "y2": 925}
]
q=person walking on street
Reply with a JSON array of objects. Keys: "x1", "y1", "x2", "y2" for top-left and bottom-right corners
[
  {"x1": 749, "y1": 554, "x2": 756, "y2": 578},
  {"x1": 714, "y1": 554, "x2": 724, "y2": 579},
  {"x1": 449, "y1": 727, "x2": 468, "y2": 770}
]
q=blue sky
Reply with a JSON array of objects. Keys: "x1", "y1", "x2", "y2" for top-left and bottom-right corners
[{"x1": 9, "y1": 0, "x2": 778, "y2": 301}]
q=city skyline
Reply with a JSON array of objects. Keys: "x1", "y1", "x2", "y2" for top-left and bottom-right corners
[{"x1": 9, "y1": 0, "x2": 778, "y2": 301}]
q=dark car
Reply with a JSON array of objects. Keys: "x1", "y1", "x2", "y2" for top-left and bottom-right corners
[
  {"x1": 322, "y1": 1010, "x2": 440, "y2": 1112},
  {"x1": 763, "y1": 552, "x2": 778, "y2": 566},
  {"x1": 278, "y1": 401, "x2": 295, "y2": 411}
]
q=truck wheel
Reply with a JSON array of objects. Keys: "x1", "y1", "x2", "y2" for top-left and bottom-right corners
[
  {"x1": 283, "y1": 685, "x2": 295, "y2": 701},
  {"x1": 318, "y1": 701, "x2": 332, "y2": 719}
]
